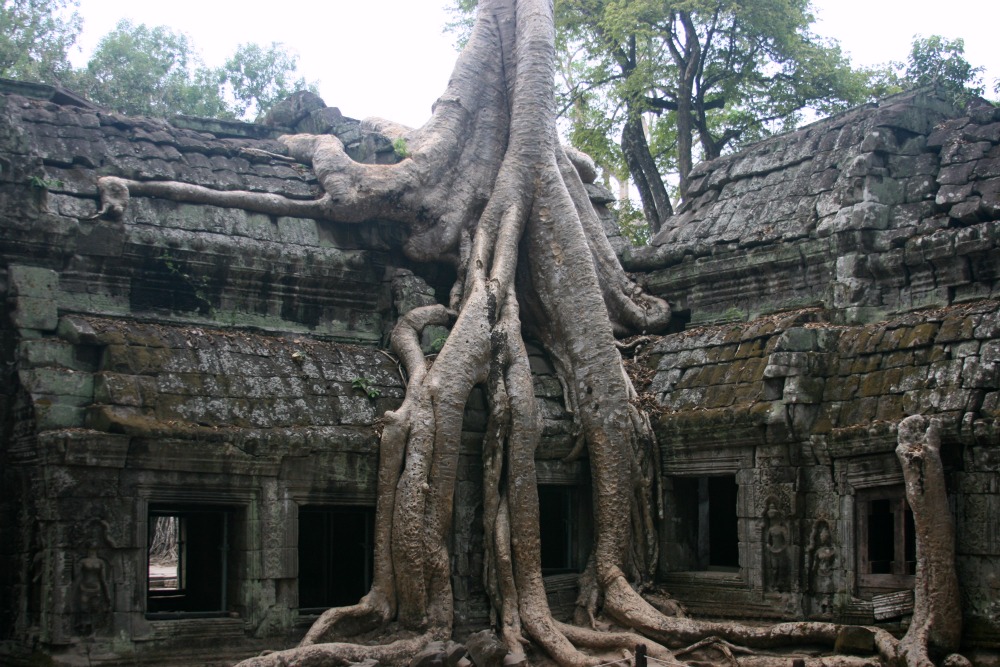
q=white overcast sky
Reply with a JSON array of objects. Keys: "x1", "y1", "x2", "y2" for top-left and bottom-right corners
[{"x1": 69, "y1": 0, "x2": 998, "y2": 129}]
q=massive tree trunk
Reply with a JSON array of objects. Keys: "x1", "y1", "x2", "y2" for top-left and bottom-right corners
[
  {"x1": 230, "y1": 1, "x2": 672, "y2": 662},
  {"x1": 94, "y1": 2, "x2": 968, "y2": 665},
  {"x1": 895, "y1": 416, "x2": 965, "y2": 667}
]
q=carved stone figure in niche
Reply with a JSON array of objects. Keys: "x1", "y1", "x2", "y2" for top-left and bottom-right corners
[
  {"x1": 28, "y1": 524, "x2": 45, "y2": 627},
  {"x1": 763, "y1": 496, "x2": 790, "y2": 592},
  {"x1": 72, "y1": 519, "x2": 113, "y2": 636},
  {"x1": 807, "y1": 519, "x2": 837, "y2": 614}
]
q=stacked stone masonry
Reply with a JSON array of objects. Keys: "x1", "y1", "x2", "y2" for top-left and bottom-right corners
[
  {"x1": 629, "y1": 89, "x2": 1000, "y2": 657},
  {"x1": 1, "y1": 80, "x2": 998, "y2": 666},
  {"x1": 630, "y1": 90, "x2": 1000, "y2": 328}
]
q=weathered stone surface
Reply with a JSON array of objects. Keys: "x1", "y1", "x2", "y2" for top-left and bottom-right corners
[
  {"x1": 258, "y1": 90, "x2": 327, "y2": 128},
  {"x1": 628, "y1": 89, "x2": 1000, "y2": 327},
  {"x1": 465, "y1": 631, "x2": 507, "y2": 667},
  {"x1": 835, "y1": 626, "x2": 876, "y2": 655}
]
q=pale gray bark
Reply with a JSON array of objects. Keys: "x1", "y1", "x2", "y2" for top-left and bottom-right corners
[{"x1": 896, "y1": 416, "x2": 964, "y2": 667}]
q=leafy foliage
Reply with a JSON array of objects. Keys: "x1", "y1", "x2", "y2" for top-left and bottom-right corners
[
  {"x1": 0, "y1": 0, "x2": 81, "y2": 83},
  {"x1": 72, "y1": 20, "x2": 230, "y2": 118},
  {"x1": 69, "y1": 20, "x2": 316, "y2": 120},
  {"x1": 4, "y1": 4, "x2": 316, "y2": 121},
  {"x1": 392, "y1": 137, "x2": 411, "y2": 159},
  {"x1": 351, "y1": 376, "x2": 381, "y2": 400},
  {"x1": 221, "y1": 42, "x2": 316, "y2": 120},
  {"x1": 557, "y1": 0, "x2": 872, "y2": 191},
  {"x1": 899, "y1": 35, "x2": 985, "y2": 106},
  {"x1": 28, "y1": 175, "x2": 62, "y2": 189},
  {"x1": 613, "y1": 198, "x2": 651, "y2": 246},
  {"x1": 845, "y1": 35, "x2": 990, "y2": 111}
]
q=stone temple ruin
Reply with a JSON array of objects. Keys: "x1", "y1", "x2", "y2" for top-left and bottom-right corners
[{"x1": 0, "y1": 79, "x2": 998, "y2": 665}]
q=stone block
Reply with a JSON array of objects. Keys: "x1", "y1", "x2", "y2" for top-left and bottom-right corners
[
  {"x1": 950, "y1": 197, "x2": 985, "y2": 224},
  {"x1": 904, "y1": 175, "x2": 937, "y2": 203},
  {"x1": 77, "y1": 220, "x2": 126, "y2": 256},
  {"x1": 774, "y1": 328, "x2": 817, "y2": 352},
  {"x1": 11, "y1": 295, "x2": 58, "y2": 330},
  {"x1": 962, "y1": 358, "x2": 998, "y2": 389},
  {"x1": 973, "y1": 157, "x2": 1000, "y2": 180},
  {"x1": 874, "y1": 395, "x2": 905, "y2": 422},
  {"x1": 980, "y1": 340, "x2": 1000, "y2": 364},
  {"x1": 938, "y1": 161, "x2": 977, "y2": 185},
  {"x1": 936, "y1": 316, "x2": 977, "y2": 343},
  {"x1": 18, "y1": 339, "x2": 78, "y2": 369},
  {"x1": 94, "y1": 373, "x2": 157, "y2": 407},
  {"x1": 900, "y1": 323, "x2": 940, "y2": 348},
  {"x1": 332, "y1": 394, "x2": 376, "y2": 426},
  {"x1": 20, "y1": 367, "x2": 93, "y2": 398},
  {"x1": 465, "y1": 630, "x2": 507, "y2": 667},
  {"x1": 857, "y1": 371, "x2": 889, "y2": 398},
  {"x1": 8, "y1": 264, "x2": 58, "y2": 297},
  {"x1": 936, "y1": 183, "x2": 974, "y2": 206},
  {"x1": 822, "y1": 376, "x2": 859, "y2": 403},
  {"x1": 940, "y1": 141, "x2": 991, "y2": 165},
  {"x1": 974, "y1": 310, "x2": 1000, "y2": 339},
  {"x1": 295, "y1": 106, "x2": 346, "y2": 135},
  {"x1": 976, "y1": 177, "x2": 1000, "y2": 212},
  {"x1": 888, "y1": 366, "x2": 926, "y2": 393},
  {"x1": 881, "y1": 350, "x2": 913, "y2": 369},
  {"x1": 835, "y1": 398, "x2": 874, "y2": 426},
  {"x1": 981, "y1": 390, "x2": 1000, "y2": 422},
  {"x1": 862, "y1": 173, "x2": 904, "y2": 205},
  {"x1": 783, "y1": 376, "x2": 825, "y2": 403},
  {"x1": 928, "y1": 359, "x2": 964, "y2": 388},
  {"x1": 34, "y1": 402, "x2": 86, "y2": 430}
]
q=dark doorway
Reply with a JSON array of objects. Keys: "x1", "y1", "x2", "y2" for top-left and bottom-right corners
[
  {"x1": 670, "y1": 476, "x2": 739, "y2": 571},
  {"x1": 706, "y1": 476, "x2": 739, "y2": 568},
  {"x1": 538, "y1": 485, "x2": 585, "y2": 574},
  {"x1": 298, "y1": 506, "x2": 374, "y2": 611},
  {"x1": 146, "y1": 505, "x2": 239, "y2": 617},
  {"x1": 858, "y1": 487, "x2": 916, "y2": 590}
]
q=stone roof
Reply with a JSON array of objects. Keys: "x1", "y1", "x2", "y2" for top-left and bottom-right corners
[
  {"x1": 628, "y1": 89, "x2": 1000, "y2": 327},
  {"x1": 0, "y1": 84, "x2": 401, "y2": 343}
]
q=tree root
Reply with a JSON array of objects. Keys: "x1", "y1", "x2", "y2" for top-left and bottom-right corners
[
  {"x1": 239, "y1": 633, "x2": 438, "y2": 667},
  {"x1": 299, "y1": 594, "x2": 392, "y2": 647}
]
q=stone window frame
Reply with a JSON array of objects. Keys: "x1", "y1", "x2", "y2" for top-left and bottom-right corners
[
  {"x1": 135, "y1": 486, "x2": 259, "y2": 622},
  {"x1": 836, "y1": 454, "x2": 912, "y2": 597},
  {"x1": 854, "y1": 485, "x2": 916, "y2": 590},
  {"x1": 287, "y1": 487, "x2": 377, "y2": 615},
  {"x1": 659, "y1": 451, "x2": 751, "y2": 582}
]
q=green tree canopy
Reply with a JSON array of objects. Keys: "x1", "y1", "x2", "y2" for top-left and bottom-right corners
[
  {"x1": 557, "y1": 0, "x2": 873, "y2": 231},
  {"x1": 221, "y1": 42, "x2": 315, "y2": 120},
  {"x1": 3, "y1": 5, "x2": 316, "y2": 121},
  {"x1": 0, "y1": 0, "x2": 81, "y2": 83},
  {"x1": 899, "y1": 35, "x2": 985, "y2": 105},
  {"x1": 72, "y1": 19, "x2": 230, "y2": 117}
]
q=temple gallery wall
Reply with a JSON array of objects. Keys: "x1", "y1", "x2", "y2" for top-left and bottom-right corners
[{"x1": 1, "y1": 81, "x2": 999, "y2": 665}]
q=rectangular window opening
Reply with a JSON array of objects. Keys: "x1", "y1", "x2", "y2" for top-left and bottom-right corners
[
  {"x1": 538, "y1": 485, "x2": 590, "y2": 575},
  {"x1": 857, "y1": 487, "x2": 916, "y2": 591},
  {"x1": 146, "y1": 505, "x2": 240, "y2": 618},
  {"x1": 668, "y1": 475, "x2": 739, "y2": 572},
  {"x1": 298, "y1": 506, "x2": 374, "y2": 612}
]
